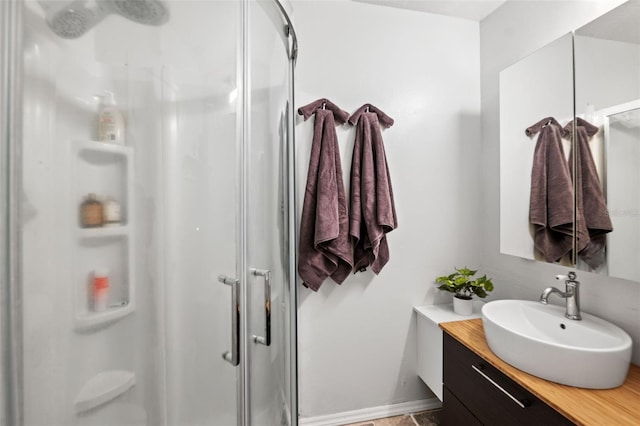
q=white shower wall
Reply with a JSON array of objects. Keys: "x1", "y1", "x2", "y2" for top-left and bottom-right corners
[{"x1": 21, "y1": 4, "x2": 165, "y2": 425}]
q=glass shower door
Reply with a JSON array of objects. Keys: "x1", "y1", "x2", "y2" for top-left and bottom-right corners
[
  {"x1": 4, "y1": 1, "x2": 296, "y2": 425},
  {"x1": 246, "y1": 2, "x2": 295, "y2": 424},
  {"x1": 16, "y1": 1, "x2": 244, "y2": 425},
  {"x1": 160, "y1": 1, "x2": 242, "y2": 424}
]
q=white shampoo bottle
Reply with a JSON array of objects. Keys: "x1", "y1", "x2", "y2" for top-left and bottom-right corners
[
  {"x1": 92, "y1": 268, "x2": 110, "y2": 312},
  {"x1": 97, "y1": 91, "x2": 125, "y2": 144}
]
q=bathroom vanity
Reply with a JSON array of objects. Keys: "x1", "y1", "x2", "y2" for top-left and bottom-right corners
[
  {"x1": 441, "y1": 319, "x2": 640, "y2": 425},
  {"x1": 443, "y1": 331, "x2": 572, "y2": 425}
]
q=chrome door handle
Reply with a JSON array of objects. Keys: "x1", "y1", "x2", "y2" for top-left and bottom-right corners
[
  {"x1": 251, "y1": 268, "x2": 271, "y2": 346},
  {"x1": 218, "y1": 275, "x2": 240, "y2": 366},
  {"x1": 472, "y1": 364, "x2": 530, "y2": 408}
]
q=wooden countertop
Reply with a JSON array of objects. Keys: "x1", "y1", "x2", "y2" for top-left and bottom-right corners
[{"x1": 440, "y1": 318, "x2": 640, "y2": 425}]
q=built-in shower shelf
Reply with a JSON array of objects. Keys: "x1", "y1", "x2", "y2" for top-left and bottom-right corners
[
  {"x1": 76, "y1": 139, "x2": 133, "y2": 157},
  {"x1": 74, "y1": 370, "x2": 136, "y2": 414},
  {"x1": 79, "y1": 225, "x2": 129, "y2": 238},
  {"x1": 79, "y1": 225, "x2": 130, "y2": 239},
  {"x1": 72, "y1": 138, "x2": 135, "y2": 333},
  {"x1": 75, "y1": 301, "x2": 134, "y2": 331}
]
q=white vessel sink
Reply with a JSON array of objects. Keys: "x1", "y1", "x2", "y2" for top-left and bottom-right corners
[{"x1": 482, "y1": 299, "x2": 632, "y2": 389}]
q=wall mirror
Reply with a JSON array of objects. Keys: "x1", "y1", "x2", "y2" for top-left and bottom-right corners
[
  {"x1": 499, "y1": 33, "x2": 574, "y2": 265},
  {"x1": 574, "y1": 0, "x2": 640, "y2": 281},
  {"x1": 500, "y1": 0, "x2": 640, "y2": 281}
]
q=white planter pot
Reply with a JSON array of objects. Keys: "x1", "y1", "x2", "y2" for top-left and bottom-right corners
[{"x1": 453, "y1": 296, "x2": 473, "y2": 316}]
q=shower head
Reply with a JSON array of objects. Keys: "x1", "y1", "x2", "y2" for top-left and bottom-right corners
[
  {"x1": 39, "y1": 0, "x2": 170, "y2": 39},
  {"x1": 109, "y1": 0, "x2": 169, "y2": 26},
  {"x1": 39, "y1": 0, "x2": 106, "y2": 39}
]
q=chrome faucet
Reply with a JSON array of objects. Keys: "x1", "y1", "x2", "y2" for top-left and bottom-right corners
[{"x1": 539, "y1": 271, "x2": 581, "y2": 320}]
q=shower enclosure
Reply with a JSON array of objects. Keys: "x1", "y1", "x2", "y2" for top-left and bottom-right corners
[{"x1": 0, "y1": 0, "x2": 298, "y2": 425}]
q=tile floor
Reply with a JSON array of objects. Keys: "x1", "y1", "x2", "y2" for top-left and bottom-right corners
[{"x1": 342, "y1": 409, "x2": 441, "y2": 426}]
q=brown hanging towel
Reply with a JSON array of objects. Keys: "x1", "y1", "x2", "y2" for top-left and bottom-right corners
[
  {"x1": 526, "y1": 117, "x2": 574, "y2": 262},
  {"x1": 297, "y1": 98, "x2": 353, "y2": 291},
  {"x1": 348, "y1": 103, "x2": 397, "y2": 274},
  {"x1": 565, "y1": 117, "x2": 613, "y2": 269}
]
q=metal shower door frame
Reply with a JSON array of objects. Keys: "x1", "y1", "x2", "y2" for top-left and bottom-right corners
[{"x1": 0, "y1": 0, "x2": 24, "y2": 425}]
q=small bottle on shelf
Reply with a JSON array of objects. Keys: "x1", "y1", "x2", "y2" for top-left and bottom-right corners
[
  {"x1": 97, "y1": 91, "x2": 125, "y2": 144},
  {"x1": 80, "y1": 193, "x2": 103, "y2": 228},
  {"x1": 103, "y1": 197, "x2": 122, "y2": 227},
  {"x1": 92, "y1": 268, "x2": 110, "y2": 312}
]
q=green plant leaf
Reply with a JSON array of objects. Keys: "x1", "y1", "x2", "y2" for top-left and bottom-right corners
[
  {"x1": 454, "y1": 276, "x2": 468, "y2": 285},
  {"x1": 435, "y1": 267, "x2": 494, "y2": 298},
  {"x1": 437, "y1": 284, "x2": 455, "y2": 293},
  {"x1": 474, "y1": 288, "x2": 487, "y2": 298},
  {"x1": 456, "y1": 267, "x2": 477, "y2": 277}
]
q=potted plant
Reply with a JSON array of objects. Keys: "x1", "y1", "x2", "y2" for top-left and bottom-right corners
[{"x1": 435, "y1": 267, "x2": 494, "y2": 315}]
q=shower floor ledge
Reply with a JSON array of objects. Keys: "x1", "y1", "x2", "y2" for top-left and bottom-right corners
[{"x1": 74, "y1": 370, "x2": 136, "y2": 414}]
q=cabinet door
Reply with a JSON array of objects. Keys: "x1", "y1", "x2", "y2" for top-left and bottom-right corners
[
  {"x1": 443, "y1": 386, "x2": 482, "y2": 426},
  {"x1": 443, "y1": 333, "x2": 574, "y2": 426}
]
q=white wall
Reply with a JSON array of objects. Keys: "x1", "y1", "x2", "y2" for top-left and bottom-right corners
[
  {"x1": 292, "y1": 0, "x2": 482, "y2": 419},
  {"x1": 480, "y1": 0, "x2": 640, "y2": 365}
]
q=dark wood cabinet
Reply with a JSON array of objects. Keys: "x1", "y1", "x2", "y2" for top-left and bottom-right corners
[
  {"x1": 442, "y1": 386, "x2": 482, "y2": 426},
  {"x1": 443, "y1": 332, "x2": 575, "y2": 426}
]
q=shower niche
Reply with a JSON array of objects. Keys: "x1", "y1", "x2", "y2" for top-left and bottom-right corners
[{"x1": 73, "y1": 140, "x2": 135, "y2": 331}]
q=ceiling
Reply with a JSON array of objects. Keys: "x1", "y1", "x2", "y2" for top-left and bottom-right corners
[{"x1": 352, "y1": 0, "x2": 508, "y2": 21}]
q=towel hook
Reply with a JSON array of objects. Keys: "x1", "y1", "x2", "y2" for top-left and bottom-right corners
[
  {"x1": 364, "y1": 105, "x2": 370, "y2": 113},
  {"x1": 322, "y1": 101, "x2": 326, "y2": 110}
]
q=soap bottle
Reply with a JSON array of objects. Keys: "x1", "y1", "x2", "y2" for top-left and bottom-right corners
[
  {"x1": 103, "y1": 197, "x2": 122, "y2": 227},
  {"x1": 80, "y1": 193, "x2": 103, "y2": 228},
  {"x1": 91, "y1": 268, "x2": 110, "y2": 312},
  {"x1": 97, "y1": 91, "x2": 125, "y2": 144}
]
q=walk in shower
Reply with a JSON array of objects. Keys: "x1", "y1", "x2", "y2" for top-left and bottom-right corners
[{"x1": 0, "y1": 0, "x2": 298, "y2": 424}]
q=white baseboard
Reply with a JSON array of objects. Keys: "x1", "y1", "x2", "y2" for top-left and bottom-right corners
[{"x1": 298, "y1": 398, "x2": 442, "y2": 426}]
